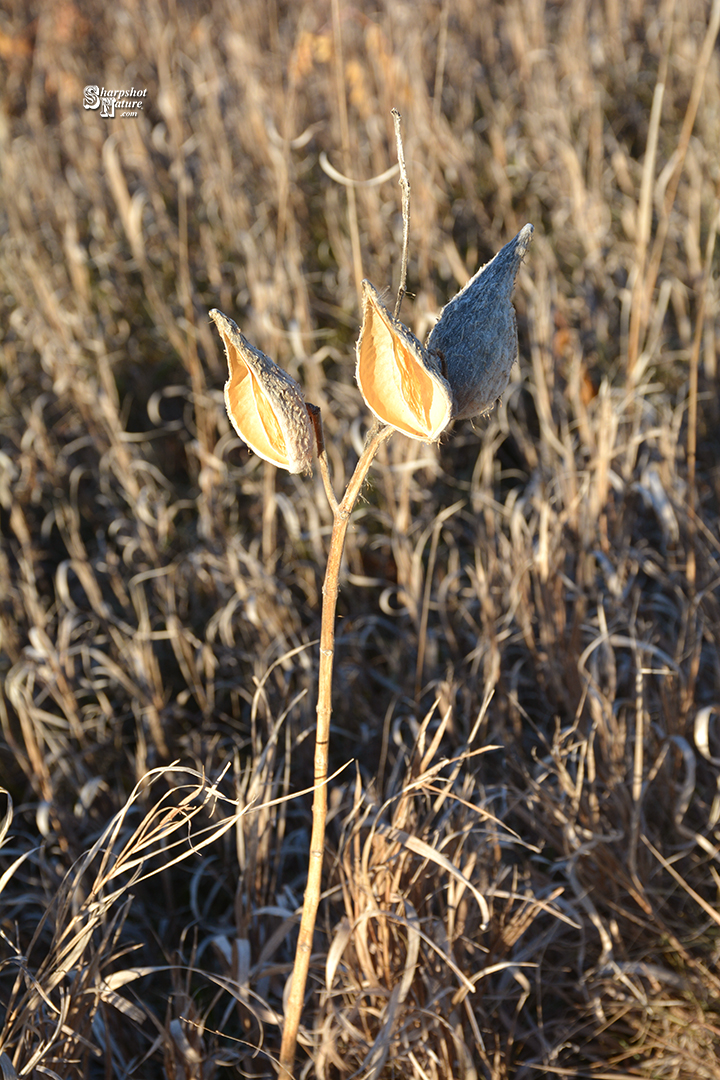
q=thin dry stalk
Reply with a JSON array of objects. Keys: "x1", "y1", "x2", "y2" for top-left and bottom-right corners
[
  {"x1": 332, "y1": 0, "x2": 363, "y2": 304},
  {"x1": 628, "y1": 0, "x2": 720, "y2": 374},
  {"x1": 625, "y1": 0, "x2": 674, "y2": 378},
  {"x1": 685, "y1": 192, "x2": 720, "y2": 588},
  {"x1": 278, "y1": 419, "x2": 393, "y2": 1077},
  {"x1": 391, "y1": 107, "x2": 410, "y2": 319}
]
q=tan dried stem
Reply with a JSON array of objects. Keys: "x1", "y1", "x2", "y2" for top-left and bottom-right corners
[
  {"x1": 332, "y1": 0, "x2": 363, "y2": 304},
  {"x1": 307, "y1": 404, "x2": 338, "y2": 514},
  {"x1": 278, "y1": 109, "x2": 411, "y2": 1074},
  {"x1": 685, "y1": 189, "x2": 720, "y2": 589},
  {"x1": 391, "y1": 108, "x2": 410, "y2": 319},
  {"x1": 278, "y1": 418, "x2": 393, "y2": 1078}
]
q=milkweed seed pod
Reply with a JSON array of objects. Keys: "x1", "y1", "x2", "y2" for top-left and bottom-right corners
[
  {"x1": 427, "y1": 223, "x2": 534, "y2": 420},
  {"x1": 355, "y1": 224, "x2": 533, "y2": 440},
  {"x1": 210, "y1": 309, "x2": 313, "y2": 475},
  {"x1": 355, "y1": 280, "x2": 453, "y2": 441}
]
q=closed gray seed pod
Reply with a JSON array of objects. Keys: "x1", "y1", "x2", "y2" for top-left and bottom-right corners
[{"x1": 427, "y1": 223, "x2": 534, "y2": 420}]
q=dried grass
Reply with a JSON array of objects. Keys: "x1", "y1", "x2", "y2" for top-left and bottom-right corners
[{"x1": 1, "y1": 0, "x2": 720, "y2": 1076}]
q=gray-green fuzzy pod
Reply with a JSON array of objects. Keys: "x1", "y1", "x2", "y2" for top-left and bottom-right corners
[{"x1": 428, "y1": 223, "x2": 534, "y2": 420}]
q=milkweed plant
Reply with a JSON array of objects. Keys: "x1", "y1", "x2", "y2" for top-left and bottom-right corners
[{"x1": 209, "y1": 113, "x2": 533, "y2": 1077}]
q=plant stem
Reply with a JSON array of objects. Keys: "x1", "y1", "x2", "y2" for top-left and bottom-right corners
[
  {"x1": 278, "y1": 418, "x2": 392, "y2": 1078},
  {"x1": 391, "y1": 108, "x2": 410, "y2": 320},
  {"x1": 307, "y1": 404, "x2": 338, "y2": 513}
]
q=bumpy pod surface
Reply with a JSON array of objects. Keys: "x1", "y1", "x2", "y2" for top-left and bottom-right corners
[
  {"x1": 427, "y1": 223, "x2": 534, "y2": 419},
  {"x1": 355, "y1": 280, "x2": 453, "y2": 441},
  {"x1": 211, "y1": 308, "x2": 313, "y2": 474}
]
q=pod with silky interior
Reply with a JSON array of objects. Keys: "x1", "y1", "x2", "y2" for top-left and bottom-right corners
[
  {"x1": 355, "y1": 280, "x2": 453, "y2": 441},
  {"x1": 210, "y1": 308, "x2": 313, "y2": 474},
  {"x1": 355, "y1": 224, "x2": 533, "y2": 440},
  {"x1": 427, "y1": 223, "x2": 534, "y2": 419}
]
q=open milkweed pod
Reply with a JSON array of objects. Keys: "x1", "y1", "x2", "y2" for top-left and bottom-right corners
[
  {"x1": 355, "y1": 280, "x2": 453, "y2": 441},
  {"x1": 427, "y1": 223, "x2": 534, "y2": 420},
  {"x1": 210, "y1": 308, "x2": 313, "y2": 474}
]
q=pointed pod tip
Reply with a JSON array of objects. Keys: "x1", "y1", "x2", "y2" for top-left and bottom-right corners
[
  {"x1": 517, "y1": 222, "x2": 534, "y2": 245},
  {"x1": 514, "y1": 223, "x2": 534, "y2": 258},
  {"x1": 483, "y1": 222, "x2": 534, "y2": 294},
  {"x1": 501, "y1": 223, "x2": 534, "y2": 276},
  {"x1": 361, "y1": 279, "x2": 386, "y2": 310},
  {"x1": 209, "y1": 308, "x2": 240, "y2": 336}
]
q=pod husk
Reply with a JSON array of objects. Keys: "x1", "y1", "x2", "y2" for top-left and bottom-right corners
[
  {"x1": 355, "y1": 280, "x2": 452, "y2": 441},
  {"x1": 427, "y1": 223, "x2": 534, "y2": 419},
  {"x1": 210, "y1": 309, "x2": 313, "y2": 474}
]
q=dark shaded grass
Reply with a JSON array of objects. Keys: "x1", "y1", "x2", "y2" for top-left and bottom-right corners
[{"x1": 1, "y1": 0, "x2": 720, "y2": 1076}]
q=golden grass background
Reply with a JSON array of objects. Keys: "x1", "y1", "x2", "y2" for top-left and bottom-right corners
[{"x1": 1, "y1": 0, "x2": 720, "y2": 1076}]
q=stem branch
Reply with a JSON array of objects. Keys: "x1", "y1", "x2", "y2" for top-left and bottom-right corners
[
  {"x1": 391, "y1": 108, "x2": 410, "y2": 319},
  {"x1": 307, "y1": 403, "x2": 338, "y2": 514},
  {"x1": 278, "y1": 418, "x2": 392, "y2": 1077}
]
